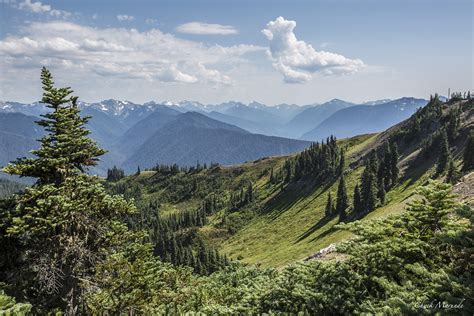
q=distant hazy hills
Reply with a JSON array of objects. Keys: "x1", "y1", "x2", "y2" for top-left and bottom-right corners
[
  {"x1": 0, "y1": 112, "x2": 40, "y2": 167},
  {"x1": 122, "y1": 112, "x2": 310, "y2": 171},
  {"x1": 0, "y1": 96, "x2": 429, "y2": 175},
  {"x1": 285, "y1": 99, "x2": 356, "y2": 138},
  {"x1": 301, "y1": 98, "x2": 428, "y2": 141}
]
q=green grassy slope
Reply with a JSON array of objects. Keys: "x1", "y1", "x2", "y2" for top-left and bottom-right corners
[{"x1": 108, "y1": 98, "x2": 473, "y2": 268}]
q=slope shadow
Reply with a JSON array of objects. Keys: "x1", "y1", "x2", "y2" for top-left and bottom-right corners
[
  {"x1": 402, "y1": 153, "x2": 435, "y2": 187},
  {"x1": 294, "y1": 215, "x2": 335, "y2": 243},
  {"x1": 260, "y1": 181, "x2": 317, "y2": 221},
  {"x1": 309, "y1": 226, "x2": 338, "y2": 243}
]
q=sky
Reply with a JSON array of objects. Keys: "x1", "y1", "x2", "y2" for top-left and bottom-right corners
[{"x1": 0, "y1": 0, "x2": 472, "y2": 105}]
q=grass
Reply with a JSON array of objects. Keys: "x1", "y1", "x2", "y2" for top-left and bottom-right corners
[
  {"x1": 209, "y1": 134, "x2": 438, "y2": 267},
  {"x1": 116, "y1": 130, "x2": 445, "y2": 268}
]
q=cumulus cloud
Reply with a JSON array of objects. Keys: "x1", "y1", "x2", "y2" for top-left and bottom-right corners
[
  {"x1": 176, "y1": 22, "x2": 238, "y2": 35},
  {"x1": 116, "y1": 14, "x2": 135, "y2": 22},
  {"x1": 262, "y1": 17, "x2": 365, "y2": 83},
  {"x1": 16, "y1": 0, "x2": 71, "y2": 18},
  {"x1": 0, "y1": 21, "x2": 264, "y2": 86}
]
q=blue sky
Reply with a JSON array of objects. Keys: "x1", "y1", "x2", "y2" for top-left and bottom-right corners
[{"x1": 0, "y1": 0, "x2": 472, "y2": 105}]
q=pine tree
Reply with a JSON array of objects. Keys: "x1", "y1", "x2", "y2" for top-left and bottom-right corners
[
  {"x1": 437, "y1": 129, "x2": 451, "y2": 175},
  {"x1": 336, "y1": 175, "x2": 349, "y2": 221},
  {"x1": 353, "y1": 183, "x2": 363, "y2": 214},
  {"x1": 380, "y1": 142, "x2": 392, "y2": 189},
  {"x1": 462, "y1": 131, "x2": 474, "y2": 171},
  {"x1": 136, "y1": 165, "x2": 141, "y2": 176},
  {"x1": 364, "y1": 175, "x2": 378, "y2": 212},
  {"x1": 338, "y1": 148, "x2": 345, "y2": 175},
  {"x1": 4, "y1": 67, "x2": 106, "y2": 185},
  {"x1": 269, "y1": 168, "x2": 275, "y2": 184},
  {"x1": 361, "y1": 152, "x2": 379, "y2": 212},
  {"x1": 1, "y1": 68, "x2": 137, "y2": 312},
  {"x1": 389, "y1": 142, "x2": 399, "y2": 185},
  {"x1": 378, "y1": 178, "x2": 386, "y2": 205},
  {"x1": 325, "y1": 192, "x2": 334, "y2": 217},
  {"x1": 445, "y1": 160, "x2": 459, "y2": 184}
]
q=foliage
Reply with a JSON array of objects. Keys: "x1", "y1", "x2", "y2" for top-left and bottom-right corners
[
  {"x1": 0, "y1": 289, "x2": 31, "y2": 315},
  {"x1": 335, "y1": 174, "x2": 348, "y2": 221},
  {"x1": 0, "y1": 68, "x2": 137, "y2": 313},
  {"x1": 463, "y1": 130, "x2": 474, "y2": 171},
  {"x1": 106, "y1": 165, "x2": 125, "y2": 182}
]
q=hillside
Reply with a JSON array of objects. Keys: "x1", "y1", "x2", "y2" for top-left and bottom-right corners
[
  {"x1": 109, "y1": 97, "x2": 473, "y2": 267},
  {"x1": 121, "y1": 112, "x2": 311, "y2": 171},
  {"x1": 204, "y1": 111, "x2": 281, "y2": 136},
  {"x1": 301, "y1": 97, "x2": 427, "y2": 141}
]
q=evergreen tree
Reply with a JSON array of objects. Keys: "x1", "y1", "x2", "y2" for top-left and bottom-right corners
[
  {"x1": 436, "y1": 129, "x2": 451, "y2": 175},
  {"x1": 107, "y1": 166, "x2": 124, "y2": 182},
  {"x1": 2, "y1": 68, "x2": 137, "y2": 312},
  {"x1": 380, "y1": 142, "x2": 392, "y2": 188},
  {"x1": 353, "y1": 183, "x2": 363, "y2": 214},
  {"x1": 361, "y1": 152, "x2": 379, "y2": 212},
  {"x1": 462, "y1": 131, "x2": 474, "y2": 171},
  {"x1": 4, "y1": 67, "x2": 106, "y2": 185},
  {"x1": 378, "y1": 178, "x2": 386, "y2": 205},
  {"x1": 389, "y1": 142, "x2": 399, "y2": 185},
  {"x1": 445, "y1": 160, "x2": 459, "y2": 184},
  {"x1": 136, "y1": 165, "x2": 141, "y2": 176},
  {"x1": 338, "y1": 148, "x2": 345, "y2": 175},
  {"x1": 325, "y1": 192, "x2": 334, "y2": 217},
  {"x1": 336, "y1": 175, "x2": 349, "y2": 221}
]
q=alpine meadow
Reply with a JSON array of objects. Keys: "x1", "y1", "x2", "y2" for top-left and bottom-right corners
[{"x1": 0, "y1": 1, "x2": 472, "y2": 315}]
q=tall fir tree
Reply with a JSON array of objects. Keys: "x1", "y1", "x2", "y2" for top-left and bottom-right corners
[
  {"x1": 445, "y1": 160, "x2": 459, "y2": 184},
  {"x1": 2, "y1": 68, "x2": 137, "y2": 313},
  {"x1": 380, "y1": 142, "x2": 392, "y2": 189},
  {"x1": 378, "y1": 178, "x2": 386, "y2": 205},
  {"x1": 338, "y1": 148, "x2": 345, "y2": 175},
  {"x1": 361, "y1": 151, "x2": 379, "y2": 213},
  {"x1": 336, "y1": 175, "x2": 349, "y2": 221},
  {"x1": 436, "y1": 129, "x2": 451, "y2": 175},
  {"x1": 5, "y1": 67, "x2": 106, "y2": 185},
  {"x1": 325, "y1": 192, "x2": 334, "y2": 217},
  {"x1": 353, "y1": 183, "x2": 363, "y2": 214},
  {"x1": 389, "y1": 142, "x2": 399, "y2": 185},
  {"x1": 462, "y1": 131, "x2": 474, "y2": 171}
]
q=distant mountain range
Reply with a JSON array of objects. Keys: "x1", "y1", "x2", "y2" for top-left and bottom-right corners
[
  {"x1": 121, "y1": 112, "x2": 310, "y2": 171},
  {"x1": 0, "y1": 96, "x2": 429, "y2": 175},
  {"x1": 301, "y1": 98, "x2": 428, "y2": 141}
]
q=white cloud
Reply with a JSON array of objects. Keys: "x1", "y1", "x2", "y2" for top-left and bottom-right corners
[
  {"x1": 16, "y1": 0, "x2": 71, "y2": 18},
  {"x1": 262, "y1": 17, "x2": 365, "y2": 83},
  {"x1": 18, "y1": 0, "x2": 49, "y2": 13},
  {"x1": 176, "y1": 22, "x2": 238, "y2": 35},
  {"x1": 0, "y1": 21, "x2": 264, "y2": 86},
  {"x1": 145, "y1": 18, "x2": 157, "y2": 25},
  {"x1": 116, "y1": 14, "x2": 135, "y2": 22}
]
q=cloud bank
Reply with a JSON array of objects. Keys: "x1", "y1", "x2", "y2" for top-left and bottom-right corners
[
  {"x1": 0, "y1": 21, "x2": 263, "y2": 86},
  {"x1": 176, "y1": 22, "x2": 238, "y2": 35},
  {"x1": 262, "y1": 17, "x2": 365, "y2": 83},
  {"x1": 12, "y1": 0, "x2": 72, "y2": 18}
]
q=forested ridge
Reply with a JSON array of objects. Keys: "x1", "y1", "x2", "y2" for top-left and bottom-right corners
[{"x1": 0, "y1": 69, "x2": 472, "y2": 314}]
